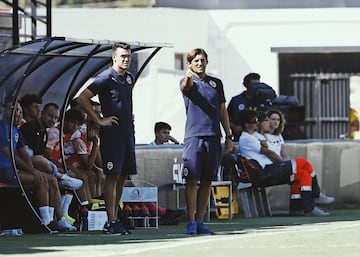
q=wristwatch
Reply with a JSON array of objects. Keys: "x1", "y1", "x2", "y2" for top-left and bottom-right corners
[{"x1": 225, "y1": 135, "x2": 234, "y2": 140}]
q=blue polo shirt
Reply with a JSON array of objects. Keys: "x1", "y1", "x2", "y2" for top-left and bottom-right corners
[
  {"x1": 87, "y1": 67, "x2": 135, "y2": 137},
  {"x1": 0, "y1": 119, "x2": 25, "y2": 168},
  {"x1": 180, "y1": 75, "x2": 226, "y2": 139}
]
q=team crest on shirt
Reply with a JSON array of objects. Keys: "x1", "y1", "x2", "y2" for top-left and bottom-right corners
[
  {"x1": 209, "y1": 80, "x2": 217, "y2": 88},
  {"x1": 237, "y1": 104, "x2": 245, "y2": 110},
  {"x1": 182, "y1": 167, "x2": 189, "y2": 177},
  {"x1": 126, "y1": 75, "x2": 132, "y2": 84},
  {"x1": 14, "y1": 133, "x2": 19, "y2": 143},
  {"x1": 107, "y1": 162, "x2": 114, "y2": 170}
]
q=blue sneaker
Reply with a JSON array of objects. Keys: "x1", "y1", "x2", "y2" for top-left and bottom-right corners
[
  {"x1": 186, "y1": 221, "x2": 197, "y2": 235},
  {"x1": 197, "y1": 222, "x2": 214, "y2": 235}
]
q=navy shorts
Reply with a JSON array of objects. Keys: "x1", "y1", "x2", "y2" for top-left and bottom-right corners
[
  {"x1": 100, "y1": 134, "x2": 137, "y2": 175},
  {"x1": 0, "y1": 167, "x2": 19, "y2": 187},
  {"x1": 182, "y1": 136, "x2": 221, "y2": 181}
]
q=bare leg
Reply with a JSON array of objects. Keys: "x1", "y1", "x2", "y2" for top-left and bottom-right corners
[
  {"x1": 44, "y1": 173, "x2": 63, "y2": 220},
  {"x1": 19, "y1": 171, "x2": 49, "y2": 207},
  {"x1": 185, "y1": 179, "x2": 198, "y2": 222},
  {"x1": 104, "y1": 173, "x2": 120, "y2": 222},
  {"x1": 195, "y1": 180, "x2": 211, "y2": 221},
  {"x1": 114, "y1": 174, "x2": 127, "y2": 218}
]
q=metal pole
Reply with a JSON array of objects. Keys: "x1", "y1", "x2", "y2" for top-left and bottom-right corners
[
  {"x1": 12, "y1": 0, "x2": 19, "y2": 46},
  {"x1": 46, "y1": 0, "x2": 52, "y2": 36}
]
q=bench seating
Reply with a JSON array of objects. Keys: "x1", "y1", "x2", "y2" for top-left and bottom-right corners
[{"x1": 222, "y1": 154, "x2": 287, "y2": 218}]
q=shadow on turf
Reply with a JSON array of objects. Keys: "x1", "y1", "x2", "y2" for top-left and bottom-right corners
[{"x1": 0, "y1": 209, "x2": 359, "y2": 254}]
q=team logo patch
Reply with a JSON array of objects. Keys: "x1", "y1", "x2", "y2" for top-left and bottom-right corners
[
  {"x1": 126, "y1": 76, "x2": 132, "y2": 84},
  {"x1": 209, "y1": 80, "x2": 217, "y2": 88},
  {"x1": 14, "y1": 133, "x2": 19, "y2": 143},
  {"x1": 238, "y1": 104, "x2": 245, "y2": 110},
  {"x1": 106, "y1": 162, "x2": 114, "y2": 170},
  {"x1": 182, "y1": 167, "x2": 189, "y2": 177}
]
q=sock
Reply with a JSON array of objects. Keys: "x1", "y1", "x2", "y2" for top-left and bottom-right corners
[
  {"x1": 48, "y1": 207, "x2": 54, "y2": 222},
  {"x1": 39, "y1": 206, "x2": 51, "y2": 225},
  {"x1": 61, "y1": 193, "x2": 73, "y2": 215},
  {"x1": 48, "y1": 161, "x2": 58, "y2": 176}
]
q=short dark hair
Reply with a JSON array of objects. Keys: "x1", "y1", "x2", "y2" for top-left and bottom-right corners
[
  {"x1": 187, "y1": 48, "x2": 208, "y2": 63},
  {"x1": 238, "y1": 109, "x2": 258, "y2": 127},
  {"x1": 256, "y1": 111, "x2": 267, "y2": 123},
  {"x1": 64, "y1": 108, "x2": 85, "y2": 124},
  {"x1": 154, "y1": 121, "x2": 171, "y2": 133},
  {"x1": 112, "y1": 42, "x2": 130, "y2": 51},
  {"x1": 243, "y1": 72, "x2": 261, "y2": 88},
  {"x1": 42, "y1": 102, "x2": 59, "y2": 112},
  {"x1": 19, "y1": 94, "x2": 42, "y2": 109}
]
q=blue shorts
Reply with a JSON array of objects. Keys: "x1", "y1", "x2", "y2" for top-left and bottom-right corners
[
  {"x1": 0, "y1": 167, "x2": 19, "y2": 187},
  {"x1": 182, "y1": 136, "x2": 221, "y2": 181},
  {"x1": 100, "y1": 134, "x2": 137, "y2": 175}
]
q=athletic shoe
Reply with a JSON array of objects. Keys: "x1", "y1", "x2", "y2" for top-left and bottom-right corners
[
  {"x1": 59, "y1": 174, "x2": 83, "y2": 190},
  {"x1": 63, "y1": 213, "x2": 76, "y2": 225},
  {"x1": 314, "y1": 192, "x2": 335, "y2": 205},
  {"x1": 105, "y1": 220, "x2": 130, "y2": 235},
  {"x1": 304, "y1": 207, "x2": 330, "y2": 217},
  {"x1": 186, "y1": 221, "x2": 197, "y2": 235},
  {"x1": 56, "y1": 217, "x2": 77, "y2": 231},
  {"x1": 197, "y1": 222, "x2": 214, "y2": 235}
]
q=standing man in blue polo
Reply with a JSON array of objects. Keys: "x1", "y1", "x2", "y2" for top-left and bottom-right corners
[
  {"x1": 77, "y1": 42, "x2": 135, "y2": 235},
  {"x1": 180, "y1": 48, "x2": 233, "y2": 235}
]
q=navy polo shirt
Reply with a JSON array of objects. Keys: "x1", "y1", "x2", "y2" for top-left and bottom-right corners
[
  {"x1": 227, "y1": 91, "x2": 258, "y2": 126},
  {"x1": 88, "y1": 67, "x2": 135, "y2": 137},
  {"x1": 180, "y1": 75, "x2": 226, "y2": 139}
]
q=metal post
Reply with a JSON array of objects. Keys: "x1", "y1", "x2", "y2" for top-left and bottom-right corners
[{"x1": 12, "y1": 0, "x2": 19, "y2": 46}]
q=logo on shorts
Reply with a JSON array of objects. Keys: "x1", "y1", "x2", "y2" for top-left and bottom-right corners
[
  {"x1": 182, "y1": 167, "x2": 189, "y2": 177},
  {"x1": 209, "y1": 80, "x2": 217, "y2": 88},
  {"x1": 106, "y1": 162, "x2": 114, "y2": 170}
]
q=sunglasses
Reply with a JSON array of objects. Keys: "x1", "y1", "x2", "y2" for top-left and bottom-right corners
[{"x1": 250, "y1": 118, "x2": 258, "y2": 124}]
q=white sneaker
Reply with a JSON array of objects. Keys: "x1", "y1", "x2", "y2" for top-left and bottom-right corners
[
  {"x1": 305, "y1": 207, "x2": 330, "y2": 217},
  {"x1": 56, "y1": 217, "x2": 77, "y2": 232},
  {"x1": 314, "y1": 192, "x2": 335, "y2": 205},
  {"x1": 59, "y1": 174, "x2": 83, "y2": 190}
]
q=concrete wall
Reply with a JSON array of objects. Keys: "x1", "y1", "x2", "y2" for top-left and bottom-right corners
[{"x1": 133, "y1": 141, "x2": 360, "y2": 214}]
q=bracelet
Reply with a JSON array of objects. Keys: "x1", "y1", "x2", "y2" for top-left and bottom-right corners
[{"x1": 225, "y1": 135, "x2": 233, "y2": 140}]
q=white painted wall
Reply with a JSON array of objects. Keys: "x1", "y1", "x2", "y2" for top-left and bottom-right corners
[{"x1": 47, "y1": 7, "x2": 360, "y2": 144}]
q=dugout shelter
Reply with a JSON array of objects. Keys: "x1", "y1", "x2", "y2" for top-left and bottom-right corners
[{"x1": 0, "y1": 37, "x2": 171, "y2": 233}]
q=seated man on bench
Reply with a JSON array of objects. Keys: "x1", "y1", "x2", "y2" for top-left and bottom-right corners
[{"x1": 237, "y1": 109, "x2": 330, "y2": 217}]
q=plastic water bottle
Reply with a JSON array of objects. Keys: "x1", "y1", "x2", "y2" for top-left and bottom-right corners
[
  {"x1": 123, "y1": 204, "x2": 132, "y2": 218},
  {"x1": 131, "y1": 204, "x2": 140, "y2": 227},
  {"x1": 80, "y1": 206, "x2": 88, "y2": 231},
  {"x1": 147, "y1": 202, "x2": 157, "y2": 227},
  {"x1": 1, "y1": 228, "x2": 23, "y2": 236},
  {"x1": 139, "y1": 204, "x2": 149, "y2": 227}
]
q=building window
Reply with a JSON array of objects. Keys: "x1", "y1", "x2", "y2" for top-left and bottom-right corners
[{"x1": 175, "y1": 53, "x2": 186, "y2": 70}]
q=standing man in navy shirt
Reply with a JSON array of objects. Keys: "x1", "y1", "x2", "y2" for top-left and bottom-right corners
[
  {"x1": 227, "y1": 72, "x2": 261, "y2": 141},
  {"x1": 180, "y1": 48, "x2": 233, "y2": 235},
  {"x1": 77, "y1": 43, "x2": 135, "y2": 235}
]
